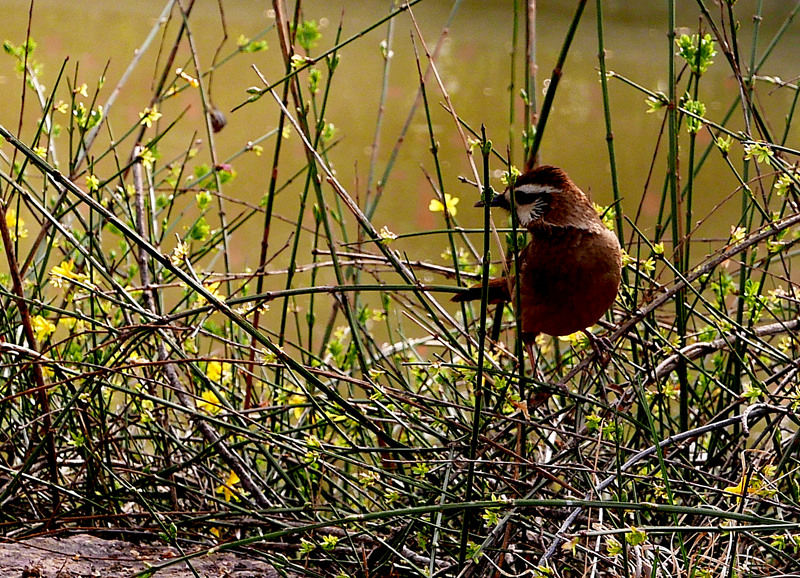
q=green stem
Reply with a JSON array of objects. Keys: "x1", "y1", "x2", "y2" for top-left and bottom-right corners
[
  {"x1": 457, "y1": 126, "x2": 492, "y2": 570},
  {"x1": 234, "y1": 0, "x2": 426, "y2": 111},
  {"x1": 666, "y1": 0, "x2": 689, "y2": 435},
  {"x1": 525, "y1": 0, "x2": 587, "y2": 168}
]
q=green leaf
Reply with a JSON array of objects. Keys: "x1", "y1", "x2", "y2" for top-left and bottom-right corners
[
  {"x1": 676, "y1": 33, "x2": 716, "y2": 74},
  {"x1": 189, "y1": 216, "x2": 211, "y2": 241},
  {"x1": 295, "y1": 20, "x2": 321, "y2": 52}
]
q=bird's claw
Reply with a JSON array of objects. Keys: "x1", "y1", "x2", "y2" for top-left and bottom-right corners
[{"x1": 583, "y1": 331, "x2": 613, "y2": 366}]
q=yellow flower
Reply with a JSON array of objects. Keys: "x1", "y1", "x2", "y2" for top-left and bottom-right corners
[
  {"x1": 49, "y1": 259, "x2": 90, "y2": 288},
  {"x1": 169, "y1": 239, "x2": 189, "y2": 266},
  {"x1": 729, "y1": 225, "x2": 747, "y2": 244},
  {"x1": 716, "y1": 135, "x2": 732, "y2": 153},
  {"x1": 4, "y1": 208, "x2": 28, "y2": 243},
  {"x1": 500, "y1": 166, "x2": 521, "y2": 186},
  {"x1": 195, "y1": 281, "x2": 225, "y2": 307},
  {"x1": 215, "y1": 470, "x2": 240, "y2": 502},
  {"x1": 175, "y1": 68, "x2": 199, "y2": 88},
  {"x1": 429, "y1": 193, "x2": 460, "y2": 217},
  {"x1": 379, "y1": 225, "x2": 397, "y2": 244},
  {"x1": 774, "y1": 172, "x2": 796, "y2": 196},
  {"x1": 558, "y1": 331, "x2": 588, "y2": 347},
  {"x1": 725, "y1": 467, "x2": 778, "y2": 500},
  {"x1": 86, "y1": 174, "x2": 100, "y2": 192},
  {"x1": 534, "y1": 333, "x2": 552, "y2": 355},
  {"x1": 197, "y1": 389, "x2": 224, "y2": 414},
  {"x1": 247, "y1": 142, "x2": 263, "y2": 156},
  {"x1": 290, "y1": 54, "x2": 310, "y2": 70},
  {"x1": 743, "y1": 142, "x2": 773, "y2": 164},
  {"x1": 724, "y1": 476, "x2": 754, "y2": 498},
  {"x1": 138, "y1": 148, "x2": 156, "y2": 171},
  {"x1": 620, "y1": 248, "x2": 633, "y2": 267},
  {"x1": 594, "y1": 203, "x2": 615, "y2": 231},
  {"x1": 207, "y1": 281, "x2": 225, "y2": 300},
  {"x1": 139, "y1": 105, "x2": 163, "y2": 128},
  {"x1": 289, "y1": 393, "x2": 306, "y2": 420},
  {"x1": 606, "y1": 536, "x2": 622, "y2": 556},
  {"x1": 561, "y1": 536, "x2": 580, "y2": 554},
  {"x1": 206, "y1": 361, "x2": 222, "y2": 382},
  {"x1": 31, "y1": 315, "x2": 56, "y2": 342},
  {"x1": 206, "y1": 360, "x2": 232, "y2": 384},
  {"x1": 625, "y1": 526, "x2": 648, "y2": 546}
]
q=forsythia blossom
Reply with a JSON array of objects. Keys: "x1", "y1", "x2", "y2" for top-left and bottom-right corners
[
  {"x1": 31, "y1": 315, "x2": 56, "y2": 342},
  {"x1": 429, "y1": 193, "x2": 460, "y2": 217},
  {"x1": 49, "y1": 259, "x2": 90, "y2": 288},
  {"x1": 139, "y1": 105, "x2": 163, "y2": 128}
]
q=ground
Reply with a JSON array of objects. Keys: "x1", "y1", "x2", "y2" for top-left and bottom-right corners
[{"x1": 0, "y1": 534, "x2": 286, "y2": 577}]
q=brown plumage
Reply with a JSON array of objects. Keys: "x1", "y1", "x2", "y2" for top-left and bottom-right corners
[{"x1": 452, "y1": 165, "x2": 622, "y2": 345}]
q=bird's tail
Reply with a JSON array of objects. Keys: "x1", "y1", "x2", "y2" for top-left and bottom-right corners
[{"x1": 451, "y1": 277, "x2": 512, "y2": 304}]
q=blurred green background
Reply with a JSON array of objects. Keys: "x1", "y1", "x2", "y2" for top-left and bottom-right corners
[{"x1": 1, "y1": 0, "x2": 798, "y2": 272}]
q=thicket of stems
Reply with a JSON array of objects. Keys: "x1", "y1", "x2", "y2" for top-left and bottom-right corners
[{"x1": 1, "y1": 1, "x2": 799, "y2": 576}]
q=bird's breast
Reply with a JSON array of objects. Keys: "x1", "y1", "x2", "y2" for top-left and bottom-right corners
[{"x1": 518, "y1": 226, "x2": 621, "y2": 338}]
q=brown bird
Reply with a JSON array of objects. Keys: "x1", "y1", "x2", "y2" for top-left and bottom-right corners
[{"x1": 452, "y1": 165, "x2": 622, "y2": 364}]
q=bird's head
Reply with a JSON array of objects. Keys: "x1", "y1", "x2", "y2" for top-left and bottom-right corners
[{"x1": 476, "y1": 165, "x2": 580, "y2": 228}]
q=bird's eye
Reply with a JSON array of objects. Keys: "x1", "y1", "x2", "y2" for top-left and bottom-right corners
[
  {"x1": 513, "y1": 184, "x2": 554, "y2": 205},
  {"x1": 514, "y1": 189, "x2": 535, "y2": 205},
  {"x1": 514, "y1": 189, "x2": 539, "y2": 205}
]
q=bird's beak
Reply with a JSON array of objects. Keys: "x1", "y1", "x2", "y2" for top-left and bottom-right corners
[{"x1": 475, "y1": 192, "x2": 509, "y2": 208}]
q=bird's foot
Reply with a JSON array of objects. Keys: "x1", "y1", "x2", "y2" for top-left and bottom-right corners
[
  {"x1": 583, "y1": 330, "x2": 613, "y2": 367},
  {"x1": 525, "y1": 341, "x2": 543, "y2": 381}
]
